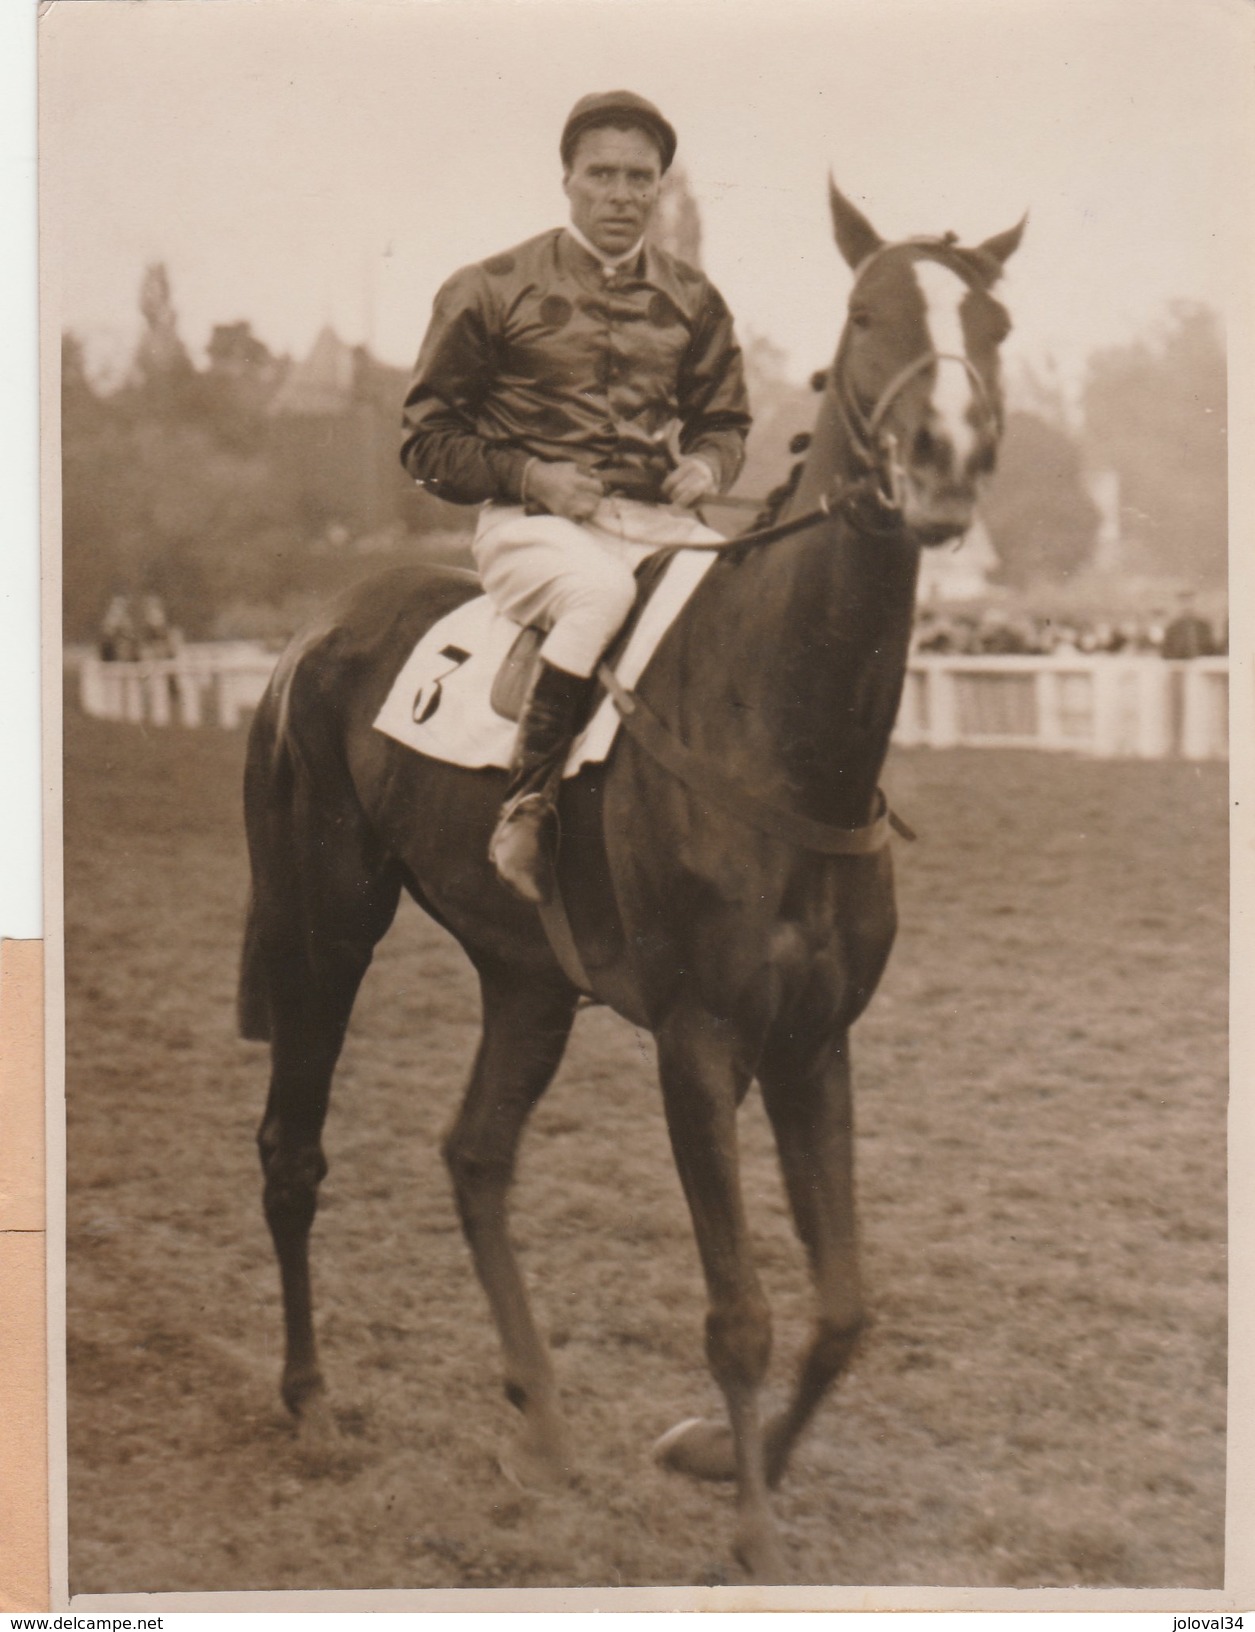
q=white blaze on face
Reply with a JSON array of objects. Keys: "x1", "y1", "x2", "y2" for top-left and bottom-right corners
[{"x1": 912, "y1": 260, "x2": 976, "y2": 469}]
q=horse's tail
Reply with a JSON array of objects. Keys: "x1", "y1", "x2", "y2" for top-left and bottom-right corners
[
  {"x1": 237, "y1": 653, "x2": 301, "y2": 1044},
  {"x1": 238, "y1": 576, "x2": 438, "y2": 1047}
]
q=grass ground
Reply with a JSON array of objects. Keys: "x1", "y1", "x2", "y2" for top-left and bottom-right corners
[{"x1": 62, "y1": 704, "x2": 1227, "y2": 1592}]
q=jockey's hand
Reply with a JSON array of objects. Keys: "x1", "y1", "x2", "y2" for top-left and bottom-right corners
[
  {"x1": 525, "y1": 460, "x2": 604, "y2": 523},
  {"x1": 662, "y1": 454, "x2": 718, "y2": 509}
]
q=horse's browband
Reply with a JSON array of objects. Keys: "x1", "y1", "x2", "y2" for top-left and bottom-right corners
[{"x1": 851, "y1": 231, "x2": 966, "y2": 284}]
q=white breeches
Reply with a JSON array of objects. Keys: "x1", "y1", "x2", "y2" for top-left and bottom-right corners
[{"x1": 472, "y1": 498, "x2": 725, "y2": 677}]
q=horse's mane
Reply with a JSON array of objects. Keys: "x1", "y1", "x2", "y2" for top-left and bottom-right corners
[{"x1": 747, "y1": 370, "x2": 829, "y2": 532}]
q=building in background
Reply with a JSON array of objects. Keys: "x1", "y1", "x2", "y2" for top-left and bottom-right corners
[{"x1": 267, "y1": 325, "x2": 463, "y2": 545}]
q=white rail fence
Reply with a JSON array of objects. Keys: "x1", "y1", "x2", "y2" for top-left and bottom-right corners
[
  {"x1": 77, "y1": 647, "x2": 1229, "y2": 761},
  {"x1": 78, "y1": 644, "x2": 279, "y2": 731},
  {"x1": 894, "y1": 654, "x2": 1228, "y2": 761}
]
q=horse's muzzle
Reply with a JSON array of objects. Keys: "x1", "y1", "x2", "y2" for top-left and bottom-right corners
[{"x1": 900, "y1": 477, "x2": 981, "y2": 547}]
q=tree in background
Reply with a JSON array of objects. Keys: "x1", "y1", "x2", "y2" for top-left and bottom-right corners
[
  {"x1": 980, "y1": 408, "x2": 1101, "y2": 588},
  {"x1": 69, "y1": 264, "x2": 1223, "y2": 641},
  {"x1": 202, "y1": 321, "x2": 287, "y2": 450},
  {"x1": 61, "y1": 376, "x2": 293, "y2": 641},
  {"x1": 61, "y1": 331, "x2": 97, "y2": 427},
  {"x1": 1082, "y1": 302, "x2": 1226, "y2": 585},
  {"x1": 62, "y1": 266, "x2": 472, "y2": 643},
  {"x1": 130, "y1": 263, "x2": 197, "y2": 413},
  {"x1": 62, "y1": 266, "x2": 297, "y2": 640}
]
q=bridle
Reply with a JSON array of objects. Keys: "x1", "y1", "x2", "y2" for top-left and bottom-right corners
[
  {"x1": 673, "y1": 236, "x2": 1004, "y2": 554},
  {"x1": 829, "y1": 237, "x2": 1002, "y2": 517},
  {"x1": 833, "y1": 349, "x2": 994, "y2": 515}
]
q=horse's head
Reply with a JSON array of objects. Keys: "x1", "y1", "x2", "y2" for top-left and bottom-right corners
[{"x1": 827, "y1": 181, "x2": 1024, "y2": 546}]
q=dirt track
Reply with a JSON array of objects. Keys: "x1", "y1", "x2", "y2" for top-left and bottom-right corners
[{"x1": 63, "y1": 704, "x2": 1227, "y2": 1593}]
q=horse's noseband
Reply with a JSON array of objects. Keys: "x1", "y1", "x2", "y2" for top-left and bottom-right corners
[{"x1": 862, "y1": 350, "x2": 997, "y2": 512}]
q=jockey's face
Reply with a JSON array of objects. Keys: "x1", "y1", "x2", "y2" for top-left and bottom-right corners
[{"x1": 563, "y1": 125, "x2": 663, "y2": 256}]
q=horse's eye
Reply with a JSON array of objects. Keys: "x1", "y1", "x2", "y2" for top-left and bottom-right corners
[{"x1": 850, "y1": 308, "x2": 872, "y2": 331}]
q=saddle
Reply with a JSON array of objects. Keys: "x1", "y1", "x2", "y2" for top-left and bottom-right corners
[
  {"x1": 374, "y1": 543, "x2": 719, "y2": 776},
  {"x1": 488, "y1": 548, "x2": 681, "y2": 723}
]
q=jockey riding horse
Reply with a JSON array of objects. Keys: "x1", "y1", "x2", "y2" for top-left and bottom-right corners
[{"x1": 400, "y1": 90, "x2": 752, "y2": 903}]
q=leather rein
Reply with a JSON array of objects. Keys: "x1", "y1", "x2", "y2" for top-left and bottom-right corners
[{"x1": 597, "y1": 663, "x2": 916, "y2": 855}]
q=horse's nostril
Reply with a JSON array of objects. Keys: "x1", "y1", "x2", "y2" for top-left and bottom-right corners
[{"x1": 913, "y1": 426, "x2": 953, "y2": 474}]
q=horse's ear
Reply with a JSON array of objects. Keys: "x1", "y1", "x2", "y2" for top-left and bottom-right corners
[
  {"x1": 829, "y1": 178, "x2": 883, "y2": 270},
  {"x1": 976, "y1": 214, "x2": 1027, "y2": 270}
]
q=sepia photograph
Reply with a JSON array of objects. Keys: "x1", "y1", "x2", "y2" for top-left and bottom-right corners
[{"x1": 38, "y1": 0, "x2": 1245, "y2": 1604}]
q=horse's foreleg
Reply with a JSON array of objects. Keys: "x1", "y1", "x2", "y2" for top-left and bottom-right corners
[
  {"x1": 655, "y1": 1006, "x2": 784, "y2": 1582},
  {"x1": 443, "y1": 963, "x2": 578, "y2": 1476},
  {"x1": 757, "y1": 1029, "x2": 865, "y2": 1488}
]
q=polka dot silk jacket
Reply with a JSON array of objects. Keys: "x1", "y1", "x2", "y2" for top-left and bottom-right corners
[{"x1": 400, "y1": 228, "x2": 751, "y2": 507}]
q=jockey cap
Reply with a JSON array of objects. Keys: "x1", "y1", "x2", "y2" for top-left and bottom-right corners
[{"x1": 560, "y1": 90, "x2": 677, "y2": 173}]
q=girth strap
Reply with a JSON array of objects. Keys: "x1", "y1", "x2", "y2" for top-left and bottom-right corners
[{"x1": 598, "y1": 665, "x2": 914, "y2": 855}]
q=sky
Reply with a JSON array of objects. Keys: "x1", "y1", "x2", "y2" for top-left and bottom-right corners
[{"x1": 39, "y1": 0, "x2": 1252, "y2": 403}]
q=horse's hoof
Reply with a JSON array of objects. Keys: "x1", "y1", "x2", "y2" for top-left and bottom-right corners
[
  {"x1": 496, "y1": 1437, "x2": 574, "y2": 1493},
  {"x1": 301, "y1": 1393, "x2": 341, "y2": 1436},
  {"x1": 497, "y1": 1450, "x2": 552, "y2": 1493},
  {"x1": 282, "y1": 1365, "x2": 327, "y2": 1418},
  {"x1": 734, "y1": 1527, "x2": 788, "y2": 1584},
  {"x1": 652, "y1": 1417, "x2": 736, "y2": 1482}
]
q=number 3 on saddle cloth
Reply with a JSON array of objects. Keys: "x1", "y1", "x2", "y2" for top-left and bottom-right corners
[{"x1": 372, "y1": 546, "x2": 720, "y2": 778}]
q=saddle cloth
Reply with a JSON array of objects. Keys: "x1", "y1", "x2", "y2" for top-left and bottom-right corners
[{"x1": 372, "y1": 547, "x2": 718, "y2": 775}]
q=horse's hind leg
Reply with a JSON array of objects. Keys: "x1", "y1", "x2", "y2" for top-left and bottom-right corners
[
  {"x1": 756, "y1": 1028, "x2": 865, "y2": 1487},
  {"x1": 251, "y1": 775, "x2": 401, "y2": 1424},
  {"x1": 443, "y1": 960, "x2": 579, "y2": 1476}
]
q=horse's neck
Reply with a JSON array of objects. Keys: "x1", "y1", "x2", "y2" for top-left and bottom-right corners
[
  {"x1": 687, "y1": 390, "x2": 919, "y2": 825},
  {"x1": 787, "y1": 386, "x2": 856, "y2": 516}
]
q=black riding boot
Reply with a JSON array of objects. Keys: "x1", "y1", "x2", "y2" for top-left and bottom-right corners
[{"x1": 489, "y1": 660, "x2": 595, "y2": 904}]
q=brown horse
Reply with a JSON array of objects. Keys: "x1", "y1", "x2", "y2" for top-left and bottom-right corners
[{"x1": 239, "y1": 182, "x2": 1023, "y2": 1580}]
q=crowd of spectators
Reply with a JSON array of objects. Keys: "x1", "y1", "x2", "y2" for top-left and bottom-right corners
[
  {"x1": 95, "y1": 589, "x2": 1225, "y2": 668},
  {"x1": 98, "y1": 593, "x2": 181, "y2": 662},
  {"x1": 912, "y1": 595, "x2": 1225, "y2": 660}
]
